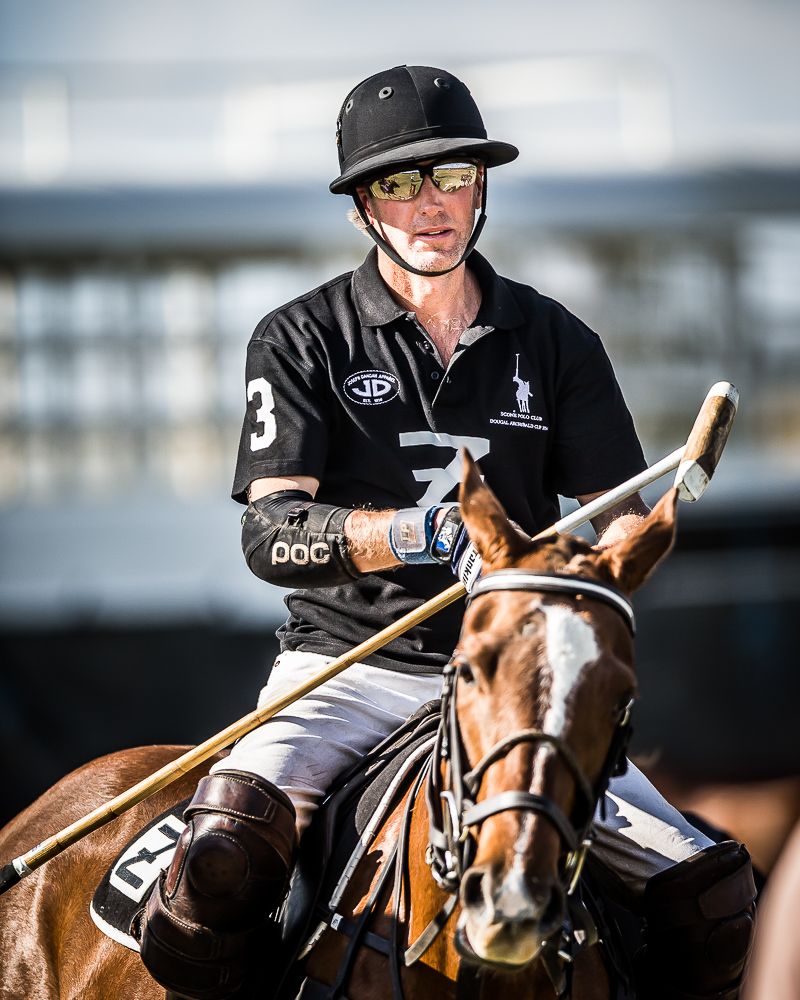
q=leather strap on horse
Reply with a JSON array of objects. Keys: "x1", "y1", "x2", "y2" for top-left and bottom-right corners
[
  {"x1": 463, "y1": 728, "x2": 598, "y2": 828},
  {"x1": 461, "y1": 792, "x2": 579, "y2": 851},
  {"x1": 467, "y1": 570, "x2": 637, "y2": 635},
  {"x1": 403, "y1": 894, "x2": 459, "y2": 966},
  {"x1": 390, "y1": 763, "x2": 432, "y2": 997},
  {"x1": 327, "y1": 841, "x2": 400, "y2": 999}
]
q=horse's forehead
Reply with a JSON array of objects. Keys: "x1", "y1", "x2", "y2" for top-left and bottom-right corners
[
  {"x1": 462, "y1": 594, "x2": 539, "y2": 648},
  {"x1": 482, "y1": 548, "x2": 609, "y2": 596},
  {"x1": 534, "y1": 600, "x2": 600, "y2": 737},
  {"x1": 463, "y1": 593, "x2": 614, "y2": 733},
  {"x1": 524, "y1": 547, "x2": 604, "y2": 577}
]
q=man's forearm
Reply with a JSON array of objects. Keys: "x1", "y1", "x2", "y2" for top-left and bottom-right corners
[
  {"x1": 345, "y1": 503, "x2": 466, "y2": 573},
  {"x1": 345, "y1": 508, "x2": 402, "y2": 572},
  {"x1": 345, "y1": 498, "x2": 652, "y2": 569}
]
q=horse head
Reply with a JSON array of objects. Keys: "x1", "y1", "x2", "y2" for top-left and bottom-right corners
[{"x1": 442, "y1": 453, "x2": 678, "y2": 968}]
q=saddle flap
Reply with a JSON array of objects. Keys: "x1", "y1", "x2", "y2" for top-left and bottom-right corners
[
  {"x1": 90, "y1": 702, "x2": 441, "y2": 968},
  {"x1": 90, "y1": 798, "x2": 190, "y2": 952}
]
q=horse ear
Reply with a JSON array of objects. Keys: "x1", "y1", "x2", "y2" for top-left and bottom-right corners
[
  {"x1": 596, "y1": 488, "x2": 679, "y2": 593},
  {"x1": 459, "y1": 450, "x2": 529, "y2": 568}
]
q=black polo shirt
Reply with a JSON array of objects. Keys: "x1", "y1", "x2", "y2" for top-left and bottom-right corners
[{"x1": 233, "y1": 247, "x2": 646, "y2": 673}]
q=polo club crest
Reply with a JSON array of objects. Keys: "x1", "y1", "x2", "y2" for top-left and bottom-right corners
[
  {"x1": 513, "y1": 354, "x2": 533, "y2": 413},
  {"x1": 344, "y1": 370, "x2": 400, "y2": 406}
]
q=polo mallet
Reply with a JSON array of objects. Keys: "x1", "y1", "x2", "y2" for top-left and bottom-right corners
[{"x1": 0, "y1": 381, "x2": 738, "y2": 895}]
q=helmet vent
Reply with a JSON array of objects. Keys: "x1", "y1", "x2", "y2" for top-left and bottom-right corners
[
  {"x1": 378, "y1": 87, "x2": 394, "y2": 100},
  {"x1": 433, "y1": 77, "x2": 450, "y2": 90}
]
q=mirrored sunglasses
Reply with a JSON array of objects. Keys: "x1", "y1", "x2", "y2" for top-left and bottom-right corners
[{"x1": 367, "y1": 161, "x2": 479, "y2": 201}]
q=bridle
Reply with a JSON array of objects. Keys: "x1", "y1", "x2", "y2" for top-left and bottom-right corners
[
  {"x1": 302, "y1": 570, "x2": 637, "y2": 999},
  {"x1": 423, "y1": 570, "x2": 636, "y2": 972}
]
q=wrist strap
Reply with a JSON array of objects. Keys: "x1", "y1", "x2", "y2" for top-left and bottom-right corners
[
  {"x1": 430, "y1": 505, "x2": 465, "y2": 564},
  {"x1": 389, "y1": 504, "x2": 458, "y2": 565}
]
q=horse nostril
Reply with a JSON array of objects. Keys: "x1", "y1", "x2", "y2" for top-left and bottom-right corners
[{"x1": 461, "y1": 868, "x2": 487, "y2": 912}]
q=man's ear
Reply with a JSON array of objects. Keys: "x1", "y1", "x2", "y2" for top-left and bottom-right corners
[
  {"x1": 355, "y1": 187, "x2": 373, "y2": 221},
  {"x1": 459, "y1": 450, "x2": 530, "y2": 569},
  {"x1": 595, "y1": 488, "x2": 679, "y2": 593}
]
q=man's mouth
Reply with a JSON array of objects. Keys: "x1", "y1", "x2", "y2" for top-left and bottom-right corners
[{"x1": 414, "y1": 227, "x2": 452, "y2": 239}]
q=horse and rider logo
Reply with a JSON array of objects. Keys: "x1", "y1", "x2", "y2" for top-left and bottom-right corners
[
  {"x1": 487, "y1": 355, "x2": 548, "y2": 432},
  {"x1": 513, "y1": 354, "x2": 533, "y2": 413},
  {"x1": 344, "y1": 370, "x2": 400, "y2": 406}
]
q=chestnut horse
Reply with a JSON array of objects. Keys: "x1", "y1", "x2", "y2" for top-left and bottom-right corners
[{"x1": 0, "y1": 460, "x2": 679, "y2": 999}]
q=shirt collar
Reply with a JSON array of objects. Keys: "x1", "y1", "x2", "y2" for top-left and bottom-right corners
[{"x1": 351, "y1": 246, "x2": 524, "y2": 331}]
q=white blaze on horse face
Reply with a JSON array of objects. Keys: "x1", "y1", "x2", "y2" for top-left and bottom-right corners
[
  {"x1": 512, "y1": 600, "x2": 599, "y2": 861},
  {"x1": 539, "y1": 602, "x2": 599, "y2": 737}
]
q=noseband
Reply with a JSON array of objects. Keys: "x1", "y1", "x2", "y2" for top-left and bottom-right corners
[{"x1": 426, "y1": 571, "x2": 636, "y2": 905}]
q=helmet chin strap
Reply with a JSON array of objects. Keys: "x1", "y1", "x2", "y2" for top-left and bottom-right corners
[{"x1": 351, "y1": 174, "x2": 488, "y2": 278}]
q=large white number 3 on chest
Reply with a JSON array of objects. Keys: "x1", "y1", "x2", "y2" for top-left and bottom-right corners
[
  {"x1": 247, "y1": 377, "x2": 277, "y2": 452},
  {"x1": 399, "y1": 432, "x2": 490, "y2": 506}
]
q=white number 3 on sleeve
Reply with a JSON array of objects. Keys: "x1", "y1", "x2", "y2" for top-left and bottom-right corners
[{"x1": 247, "y1": 377, "x2": 277, "y2": 452}]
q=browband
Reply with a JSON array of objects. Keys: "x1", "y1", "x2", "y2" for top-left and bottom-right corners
[{"x1": 467, "y1": 570, "x2": 636, "y2": 635}]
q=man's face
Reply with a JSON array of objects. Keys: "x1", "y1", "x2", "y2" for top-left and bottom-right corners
[{"x1": 356, "y1": 160, "x2": 484, "y2": 274}]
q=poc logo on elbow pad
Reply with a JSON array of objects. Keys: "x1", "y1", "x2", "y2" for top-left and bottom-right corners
[
  {"x1": 244, "y1": 496, "x2": 356, "y2": 586},
  {"x1": 272, "y1": 541, "x2": 332, "y2": 565}
]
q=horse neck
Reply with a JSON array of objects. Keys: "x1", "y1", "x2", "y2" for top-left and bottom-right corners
[{"x1": 400, "y1": 773, "x2": 460, "y2": 976}]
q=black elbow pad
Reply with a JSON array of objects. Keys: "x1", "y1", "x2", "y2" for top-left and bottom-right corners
[{"x1": 241, "y1": 490, "x2": 361, "y2": 588}]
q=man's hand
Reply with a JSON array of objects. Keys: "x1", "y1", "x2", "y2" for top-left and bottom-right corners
[{"x1": 577, "y1": 489, "x2": 650, "y2": 549}]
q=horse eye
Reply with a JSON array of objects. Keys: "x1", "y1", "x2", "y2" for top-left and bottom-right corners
[{"x1": 457, "y1": 660, "x2": 476, "y2": 685}]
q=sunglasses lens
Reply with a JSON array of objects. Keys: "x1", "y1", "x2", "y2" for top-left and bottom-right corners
[
  {"x1": 432, "y1": 163, "x2": 478, "y2": 193},
  {"x1": 369, "y1": 170, "x2": 423, "y2": 201},
  {"x1": 367, "y1": 162, "x2": 477, "y2": 200}
]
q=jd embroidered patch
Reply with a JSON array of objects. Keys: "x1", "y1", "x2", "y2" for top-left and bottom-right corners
[{"x1": 343, "y1": 370, "x2": 400, "y2": 406}]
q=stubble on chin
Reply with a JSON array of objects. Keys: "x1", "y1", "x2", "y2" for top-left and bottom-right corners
[{"x1": 405, "y1": 235, "x2": 470, "y2": 272}]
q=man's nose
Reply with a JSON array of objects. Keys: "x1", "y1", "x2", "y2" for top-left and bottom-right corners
[{"x1": 416, "y1": 174, "x2": 446, "y2": 210}]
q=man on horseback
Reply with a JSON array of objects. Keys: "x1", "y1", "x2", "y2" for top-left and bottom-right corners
[{"x1": 135, "y1": 65, "x2": 755, "y2": 999}]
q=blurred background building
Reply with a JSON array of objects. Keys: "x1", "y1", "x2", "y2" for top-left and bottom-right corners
[{"x1": 1, "y1": 0, "x2": 798, "y2": 870}]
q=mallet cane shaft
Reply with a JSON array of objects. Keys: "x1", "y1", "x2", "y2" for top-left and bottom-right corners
[{"x1": 0, "y1": 381, "x2": 738, "y2": 895}]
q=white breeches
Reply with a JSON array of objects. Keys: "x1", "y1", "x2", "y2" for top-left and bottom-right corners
[
  {"x1": 213, "y1": 651, "x2": 713, "y2": 896},
  {"x1": 214, "y1": 652, "x2": 443, "y2": 835}
]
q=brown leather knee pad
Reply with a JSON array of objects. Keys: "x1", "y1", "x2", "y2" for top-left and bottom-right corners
[
  {"x1": 640, "y1": 840, "x2": 757, "y2": 1000},
  {"x1": 134, "y1": 770, "x2": 297, "y2": 1000}
]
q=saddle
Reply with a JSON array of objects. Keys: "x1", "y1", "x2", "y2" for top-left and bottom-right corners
[
  {"x1": 92, "y1": 703, "x2": 637, "y2": 998},
  {"x1": 90, "y1": 703, "x2": 440, "y2": 962}
]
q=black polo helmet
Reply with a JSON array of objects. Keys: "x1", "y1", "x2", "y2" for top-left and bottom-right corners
[
  {"x1": 330, "y1": 65, "x2": 518, "y2": 194},
  {"x1": 330, "y1": 65, "x2": 518, "y2": 277}
]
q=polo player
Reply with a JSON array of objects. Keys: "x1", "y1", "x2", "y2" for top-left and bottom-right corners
[{"x1": 134, "y1": 65, "x2": 756, "y2": 1000}]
